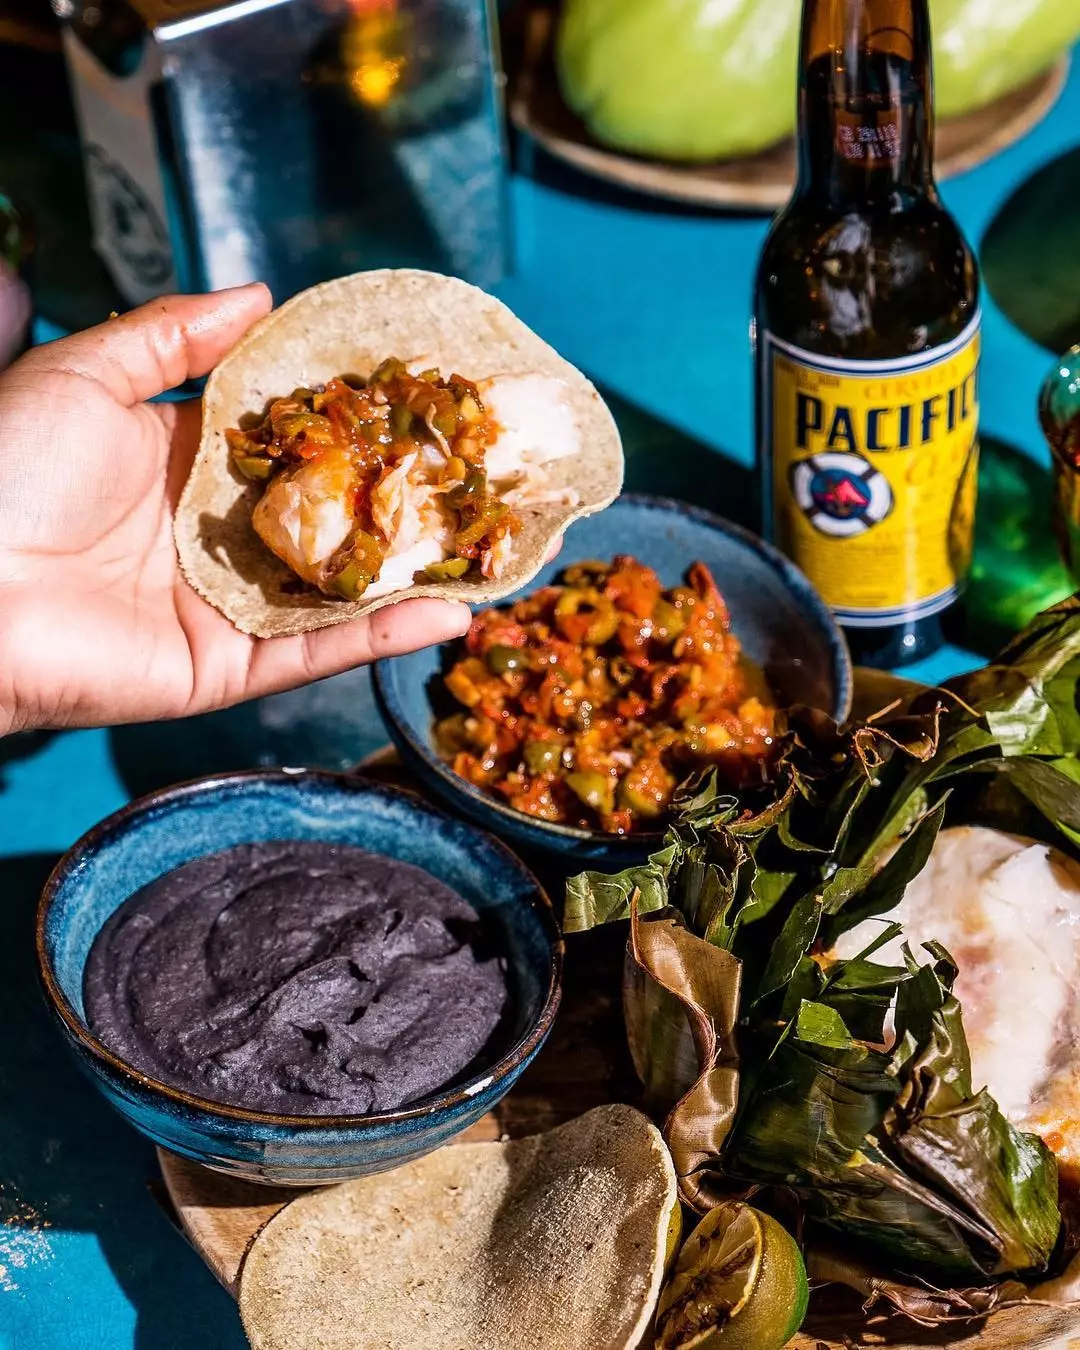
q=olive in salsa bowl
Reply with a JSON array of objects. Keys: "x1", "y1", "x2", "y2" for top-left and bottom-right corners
[{"x1": 373, "y1": 495, "x2": 853, "y2": 868}]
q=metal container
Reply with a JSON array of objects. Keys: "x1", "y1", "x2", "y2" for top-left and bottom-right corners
[{"x1": 55, "y1": 0, "x2": 508, "y2": 305}]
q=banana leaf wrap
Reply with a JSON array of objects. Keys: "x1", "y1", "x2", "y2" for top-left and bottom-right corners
[{"x1": 565, "y1": 595, "x2": 1080, "y2": 1315}]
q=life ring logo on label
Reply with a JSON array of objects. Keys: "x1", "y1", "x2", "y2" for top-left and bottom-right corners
[{"x1": 790, "y1": 451, "x2": 893, "y2": 537}]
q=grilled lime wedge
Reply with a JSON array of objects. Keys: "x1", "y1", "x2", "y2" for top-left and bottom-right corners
[{"x1": 654, "y1": 1202, "x2": 809, "y2": 1350}]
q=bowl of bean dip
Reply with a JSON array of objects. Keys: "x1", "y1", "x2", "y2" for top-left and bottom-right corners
[{"x1": 37, "y1": 771, "x2": 561, "y2": 1185}]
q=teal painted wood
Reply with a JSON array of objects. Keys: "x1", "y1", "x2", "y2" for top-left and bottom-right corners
[{"x1": 4, "y1": 51, "x2": 1080, "y2": 1349}]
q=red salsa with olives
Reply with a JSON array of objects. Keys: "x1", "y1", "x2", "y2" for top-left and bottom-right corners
[
  {"x1": 434, "y1": 557, "x2": 778, "y2": 834},
  {"x1": 226, "y1": 359, "x2": 520, "y2": 599}
]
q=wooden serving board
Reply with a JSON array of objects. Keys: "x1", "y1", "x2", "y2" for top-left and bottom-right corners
[{"x1": 156, "y1": 752, "x2": 1080, "y2": 1348}]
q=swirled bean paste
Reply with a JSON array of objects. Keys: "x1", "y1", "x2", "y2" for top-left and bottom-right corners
[{"x1": 84, "y1": 842, "x2": 509, "y2": 1117}]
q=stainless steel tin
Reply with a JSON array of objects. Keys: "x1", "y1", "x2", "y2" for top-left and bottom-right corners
[{"x1": 56, "y1": 0, "x2": 508, "y2": 304}]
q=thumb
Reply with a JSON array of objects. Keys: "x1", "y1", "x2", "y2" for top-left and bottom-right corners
[
  {"x1": 237, "y1": 598, "x2": 475, "y2": 705},
  {"x1": 20, "y1": 285, "x2": 272, "y2": 406}
]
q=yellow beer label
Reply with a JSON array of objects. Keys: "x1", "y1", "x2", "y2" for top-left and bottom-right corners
[{"x1": 763, "y1": 315, "x2": 981, "y2": 626}]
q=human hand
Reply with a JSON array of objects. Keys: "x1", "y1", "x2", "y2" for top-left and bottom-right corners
[{"x1": 0, "y1": 287, "x2": 478, "y2": 736}]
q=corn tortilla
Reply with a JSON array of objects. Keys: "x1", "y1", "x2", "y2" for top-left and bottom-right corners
[
  {"x1": 238, "y1": 1104, "x2": 677, "y2": 1350},
  {"x1": 175, "y1": 270, "x2": 624, "y2": 638}
]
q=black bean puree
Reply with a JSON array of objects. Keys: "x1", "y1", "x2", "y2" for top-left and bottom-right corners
[{"x1": 84, "y1": 842, "x2": 509, "y2": 1116}]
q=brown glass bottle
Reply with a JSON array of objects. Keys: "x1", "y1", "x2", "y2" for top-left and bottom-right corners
[{"x1": 754, "y1": 0, "x2": 980, "y2": 668}]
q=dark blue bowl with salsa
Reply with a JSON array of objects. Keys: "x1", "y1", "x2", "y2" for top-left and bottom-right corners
[
  {"x1": 36, "y1": 771, "x2": 562, "y2": 1185},
  {"x1": 373, "y1": 494, "x2": 853, "y2": 869}
]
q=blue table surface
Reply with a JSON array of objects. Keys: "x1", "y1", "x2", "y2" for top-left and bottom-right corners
[{"x1": 3, "y1": 52, "x2": 1079, "y2": 1350}]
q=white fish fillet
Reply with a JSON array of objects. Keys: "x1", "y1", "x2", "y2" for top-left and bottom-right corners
[
  {"x1": 481, "y1": 374, "x2": 582, "y2": 487},
  {"x1": 252, "y1": 446, "x2": 361, "y2": 587},
  {"x1": 253, "y1": 372, "x2": 582, "y2": 595},
  {"x1": 834, "y1": 826, "x2": 1080, "y2": 1172}
]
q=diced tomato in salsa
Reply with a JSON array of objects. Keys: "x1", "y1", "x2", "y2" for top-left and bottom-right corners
[{"x1": 434, "y1": 557, "x2": 778, "y2": 834}]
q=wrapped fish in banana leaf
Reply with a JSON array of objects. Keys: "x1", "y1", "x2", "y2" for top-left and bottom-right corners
[{"x1": 566, "y1": 595, "x2": 1080, "y2": 1332}]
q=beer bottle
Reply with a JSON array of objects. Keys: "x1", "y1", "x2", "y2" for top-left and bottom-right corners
[{"x1": 754, "y1": 0, "x2": 980, "y2": 668}]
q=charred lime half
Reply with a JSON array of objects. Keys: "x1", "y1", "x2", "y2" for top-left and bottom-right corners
[{"x1": 655, "y1": 1202, "x2": 809, "y2": 1350}]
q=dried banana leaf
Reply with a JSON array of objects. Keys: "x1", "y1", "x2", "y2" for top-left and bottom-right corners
[
  {"x1": 722, "y1": 944, "x2": 1060, "y2": 1281},
  {"x1": 798, "y1": 1243, "x2": 1080, "y2": 1349},
  {"x1": 565, "y1": 596, "x2": 1080, "y2": 1321}
]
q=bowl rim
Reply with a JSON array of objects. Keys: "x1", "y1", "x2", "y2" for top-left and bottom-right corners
[
  {"x1": 372, "y1": 491, "x2": 854, "y2": 848},
  {"x1": 35, "y1": 768, "x2": 564, "y2": 1130}
]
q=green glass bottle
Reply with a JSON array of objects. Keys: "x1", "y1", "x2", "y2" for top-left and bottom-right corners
[{"x1": 949, "y1": 434, "x2": 1073, "y2": 657}]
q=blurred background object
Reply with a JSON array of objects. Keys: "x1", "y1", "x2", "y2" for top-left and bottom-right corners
[
  {"x1": 51, "y1": 0, "x2": 508, "y2": 307},
  {"x1": 554, "y1": 0, "x2": 1080, "y2": 163},
  {"x1": 0, "y1": 0, "x2": 60, "y2": 51},
  {"x1": 1039, "y1": 344, "x2": 1080, "y2": 587},
  {"x1": 953, "y1": 436, "x2": 1073, "y2": 656},
  {"x1": 494, "y1": 0, "x2": 1080, "y2": 210},
  {"x1": 982, "y1": 145, "x2": 1080, "y2": 356},
  {"x1": 557, "y1": 0, "x2": 802, "y2": 164},
  {"x1": 0, "y1": 186, "x2": 32, "y2": 367}
]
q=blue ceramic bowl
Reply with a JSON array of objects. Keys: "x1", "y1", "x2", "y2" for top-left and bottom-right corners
[
  {"x1": 36, "y1": 771, "x2": 562, "y2": 1185},
  {"x1": 373, "y1": 494, "x2": 853, "y2": 868}
]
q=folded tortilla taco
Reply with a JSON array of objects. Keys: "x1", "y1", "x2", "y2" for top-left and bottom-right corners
[{"x1": 175, "y1": 270, "x2": 624, "y2": 638}]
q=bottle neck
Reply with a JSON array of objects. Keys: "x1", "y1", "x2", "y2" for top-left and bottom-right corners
[{"x1": 795, "y1": 0, "x2": 935, "y2": 208}]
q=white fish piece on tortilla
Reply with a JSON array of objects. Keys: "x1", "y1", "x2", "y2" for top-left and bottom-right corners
[
  {"x1": 238, "y1": 1105, "x2": 678, "y2": 1350},
  {"x1": 175, "y1": 269, "x2": 624, "y2": 639},
  {"x1": 481, "y1": 373, "x2": 582, "y2": 480},
  {"x1": 834, "y1": 825, "x2": 1080, "y2": 1176},
  {"x1": 251, "y1": 445, "x2": 363, "y2": 590},
  {"x1": 365, "y1": 474, "x2": 453, "y2": 601}
]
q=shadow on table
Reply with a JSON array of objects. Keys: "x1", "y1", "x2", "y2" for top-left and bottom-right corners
[
  {"x1": 0, "y1": 853, "x2": 245, "y2": 1350},
  {"x1": 107, "y1": 665, "x2": 383, "y2": 798},
  {"x1": 0, "y1": 730, "x2": 56, "y2": 789},
  {"x1": 982, "y1": 145, "x2": 1080, "y2": 357},
  {"x1": 604, "y1": 383, "x2": 758, "y2": 524}
]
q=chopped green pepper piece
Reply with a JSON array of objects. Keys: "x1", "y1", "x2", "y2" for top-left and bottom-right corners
[
  {"x1": 524, "y1": 740, "x2": 563, "y2": 775},
  {"x1": 370, "y1": 358, "x2": 405, "y2": 384},
  {"x1": 456, "y1": 501, "x2": 508, "y2": 549},
  {"x1": 616, "y1": 775, "x2": 666, "y2": 817},
  {"x1": 328, "y1": 531, "x2": 384, "y2": 600},
  {"x1": 565, "y1": 770, "x2": 615, "y2": 816},
  {"x1": 423, "y1": 557, "x2": 471, "y2": 582},
  {"x1": 434, "y1": 406, "x2": 459, "y2": 437},
  {"x1": 233, "y1": 455, "x2": 274, "y2": 481},
  {"x1": 271, "y1": 411, "x2": 335, "y2": 445},
  {"x1": 390, "y1": 403, "x2": 414, "y2": 437},
  {"x1": 486, "y1": 644, "x2": 526, "y2": 675},
  {"x1": 451, "y1": 469, "x2": 486, "y2": 504},
  {"x1": 652, "y1": 599, "x2": 686, "y2": 644},
  {"x1": 328, "y1": 558, "x2": 371, "y2": 601}
]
